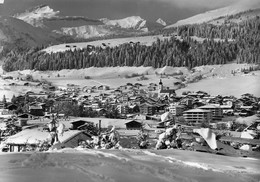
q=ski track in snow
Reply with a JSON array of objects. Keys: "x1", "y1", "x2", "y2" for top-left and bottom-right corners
[{"x1": 142, "y1": 150, "x2": 220, "y2": 172}]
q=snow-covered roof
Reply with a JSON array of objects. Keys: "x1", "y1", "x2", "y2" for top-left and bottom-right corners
[
  {"x1": 5, "y1": 128, "x2": 83, "y2": 145},
  {"x1": 184, "y1": 109, "x2": 211, "y2": 113},
  {"x1": 199, "y1": 105, "x2": 220, "y2": 109}
]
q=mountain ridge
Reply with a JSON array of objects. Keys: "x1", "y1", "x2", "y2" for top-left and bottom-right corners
[{"x1": 165, "y1": 1, "x2": 260, "y2": 28}]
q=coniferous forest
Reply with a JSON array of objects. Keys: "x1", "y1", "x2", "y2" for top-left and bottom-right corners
[{"x1": 2, "y1": 16, "x2": 260, "y2": 72}]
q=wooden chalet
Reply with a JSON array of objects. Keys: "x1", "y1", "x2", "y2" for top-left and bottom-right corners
[
  {"x1": 125, "y1": 120, "x2": 142, "y2": 130},
  {"x1": 70, "y1": 120, "x2": 94, "y2": 130}
]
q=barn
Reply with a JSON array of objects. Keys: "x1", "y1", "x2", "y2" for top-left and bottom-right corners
[
  {"x1": 70, "y1": 120, "x2": 94, "y2": 130},
  {"x1": 125, "y1": 120, "x2": 142, "y2": 130}
]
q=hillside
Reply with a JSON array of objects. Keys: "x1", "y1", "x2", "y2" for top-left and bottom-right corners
[
  {"x1": 43, "y1": 35, "x2": 169, "y2": 53},
  {"x1": 0, "y1": 16, "x2": 63, "y2": 49},
  {"x1": 165, "y1": 1, "x2": 260, "y2": 28},
  {"x1": 0, "y1": 149, "x2": 259, "y2": 182}
]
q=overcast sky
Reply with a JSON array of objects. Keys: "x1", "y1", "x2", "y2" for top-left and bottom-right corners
[{"x1": 0, "y1": 0, "x2": 248, "y2": 23}]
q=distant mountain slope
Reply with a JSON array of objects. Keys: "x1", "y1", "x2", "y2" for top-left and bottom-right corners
[
  {"x1": 57, "y1": 25, "x2": 112, "y2": 39},
  {"x1": 165, "y1": 1, "x2": 260, "y2": 28},
  {"x1": 156, "y1": 18, "x2": 167, "y2": 26},
  {"x1": 101, "y1": 16, "x2": 148, "y2": 32},
  {"x1": 14, "y1": 4, "x2": 59, "y2": 28},
  {"x1": 0, "y1": 16, "x2": 62, "y2": 49},
  {"x1": 14, "y1": 5, "x2": 165, "y2": 39}
]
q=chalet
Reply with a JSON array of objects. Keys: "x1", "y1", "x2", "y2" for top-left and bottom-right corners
[
  {"x1": 156, "y1": 104, "x2": 168, "y2": 114},
  {"x1": 6, "y1": 104, "x2": 18, "y2": 111},
  {"x1": 15, "y1": 95, "x2": 26, "y2": 103},
  {"x1": 98, "y1": 85, "x2": 110, "y2": 91},
  {"x1": 70, "y1": 120, "x2": 94, "y2": 130},
  {"x1": 43, "y1": 84, "x2": 56, "y2": 91},
  {"x1": 114, "y1": 89, "x2": 122, "y2": 95},
  {"x1": 117, "y1": 104, "x2": 129, "y2": 115},
  {"x1": 196, "y1": 91, "x2": 209, "y2": 98},
  {"x1": 17, "y1": 113, "x2": 34, "y2": 126},
  {"x1": 134, "y1": 83, "x2": 142, "y2": 89},
  {"x1": 120, "y1": 95, "x2": 129, "y2": 102},
  {"x1": 9, "y1": 83, "x2": 17, "y2": 86},
  {"x1": 168, "y1": 104, "x2": 186, "y2": 116},
  {"x1": 0, "y1": 101, "x2": 5, "y2": 109},
  {"x1": 82, "y1": 86, "x2": 93, "y2": 93},
  {"x1": 0, "y1": 109, "x2": 13, "y2": 119},
  {"x1": 220, "y1": 105, "x2": 234, "y2": 115},
  {"x1": 99, "y1": 93, "x2": 109, "y2": 101},
  {"x1": 5, "y1": 129, "x2": 92, "y2": 152},
  {"x1": 29, "y1": 104, "x2": 44, "y2": 116},
  {"x1": 125, "y1": 120, "x2": 142, "y2": 130},
  {"x1": 139, "y1": 103, "x2": 156, "y2": 115},
  {"x1": 91, "y1": 103, "x2": 100, "y2": 110},
  {"x1": 148, "y1": 85, "x2": 157, "y2": 91},
  {"x1": 27, "y1": 93, "x2": 48, "y2": 99},
  {"x1": 128, "y1": 104, "x2": 139, "y2": 113},
  {"x1": 67, "y1": 84, "x2": 80, "y2": 92},
  {"x1": 2, "y1": 76, "x2": 13, "y2": 80},
  {"x1": 183, "y1": 108, "x2": 212, "y2": 124}
]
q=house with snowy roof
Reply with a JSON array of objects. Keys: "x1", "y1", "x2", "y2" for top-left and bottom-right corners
[{"x1": 4, "y1": 128, "x2": 92, "y2": 152}]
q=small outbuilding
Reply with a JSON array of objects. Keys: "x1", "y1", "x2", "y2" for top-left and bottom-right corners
[
  {"x1": 125, "y1": 120, "x2": 142, "y2": 130},
  {"x1": 70, "y1": 120, "x2": 94, "y2": 130}
]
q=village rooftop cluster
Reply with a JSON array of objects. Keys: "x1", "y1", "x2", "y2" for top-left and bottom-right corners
[{"x1": 0, "y1": 78, "x2": 260, "y2": 155}]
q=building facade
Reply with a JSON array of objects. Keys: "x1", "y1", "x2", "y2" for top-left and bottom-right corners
[
  {"x1": 198, "y1": 105, "x2": 223, "y2": 120},
  {"x1": 183, "y1": 108, "x2": 212, "y2": 124}
]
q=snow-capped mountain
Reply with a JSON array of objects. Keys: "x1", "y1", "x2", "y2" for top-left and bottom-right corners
[
  {"x1": 101, "y1": 16, "x2": 148, "y2": 32},
  {"x1": 14, "y1": 5, "x2": 59, "y2": 28},
  {"x1": 14, "y1": 6, "x2": 152, "y2": 39},
  {"x1": 156, "y1": 18, "x2": 166, "y2": 26},
  {"x1": 165, "y1": 1, "x2": 260, "y2": 28}
]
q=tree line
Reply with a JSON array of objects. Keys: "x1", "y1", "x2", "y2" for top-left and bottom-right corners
[{"x1": 2, "y1": 16, "x2": 260, "y2": 72}]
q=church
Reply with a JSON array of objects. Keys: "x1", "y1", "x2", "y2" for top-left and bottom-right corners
[{"x1": 158, "y1": 79, "x2": 176, "y2": 99}]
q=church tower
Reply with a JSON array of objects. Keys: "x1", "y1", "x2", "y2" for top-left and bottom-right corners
[{"x1": 158, "y1": 79, "x2": 163, "y2": 90}]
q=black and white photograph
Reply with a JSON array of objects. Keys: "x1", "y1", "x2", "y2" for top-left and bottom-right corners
[{"x1": 0, "y1": 0, "x2": 260, "y2": 181}]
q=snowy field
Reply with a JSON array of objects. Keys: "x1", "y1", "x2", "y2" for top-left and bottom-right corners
[
  {"x1": 177, "y1": 72, "x2": 260, "y2": 97},
  {"x1": 1, "y1": 63, "x2": 259, "y2": 101},
  {"x1": 0, "y1": 148, "x2": 259, "y2": 182},
  {"x1": 43, "y1": 35, "x2": 170, "y2": 54}
]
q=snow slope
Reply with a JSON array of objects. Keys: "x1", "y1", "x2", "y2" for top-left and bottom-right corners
[
  {"x1": 165, "y1": 1, "x2": 260, "y2": 28},
  {"x1": 43, "y1": 35, "x2": 170, "y2": 53},
  {"x1": 0, "y1": 149, "x2": 259, "y2": 182}
]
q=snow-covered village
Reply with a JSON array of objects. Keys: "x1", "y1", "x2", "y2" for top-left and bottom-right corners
[{"x1": 0, "y1": 0, "x2": 260, "y2": 182}]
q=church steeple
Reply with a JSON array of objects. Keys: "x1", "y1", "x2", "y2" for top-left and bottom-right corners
[{"x1": 159, "y1": 79, "x2": 163, "y2": 90}]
